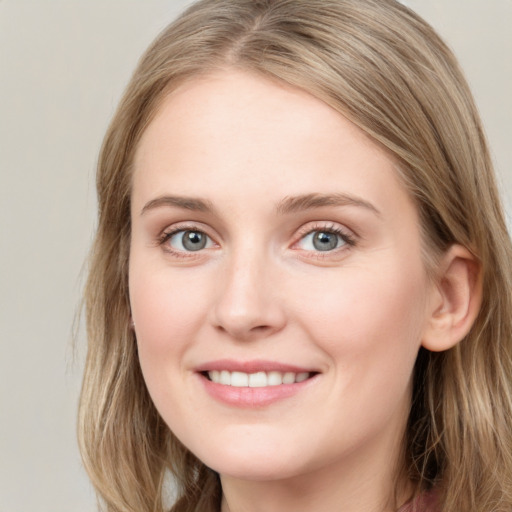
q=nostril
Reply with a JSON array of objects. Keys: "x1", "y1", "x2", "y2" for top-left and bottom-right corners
[{"x1": 251, "y1": 325, "x2": 271, "y2": 332}]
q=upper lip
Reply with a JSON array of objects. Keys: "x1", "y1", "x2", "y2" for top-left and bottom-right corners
[{"x1": 195, "y1": 359, "x2": 317, "y2": 374}]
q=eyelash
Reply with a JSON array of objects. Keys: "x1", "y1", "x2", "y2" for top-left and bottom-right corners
[
  {"x1": 157, "y1": 224, "x2": 213, "y2": 258},
  {"x1": 157, "y1": 222, "x2": 357, "y2": 258},
  {"x1": 293, "y1": 223, "x2": 356, "y2": 258}
]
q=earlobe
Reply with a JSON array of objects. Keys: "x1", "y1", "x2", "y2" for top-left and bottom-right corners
[{"x1": 422, "y1": 245, "x2": 482, "y2": 352}]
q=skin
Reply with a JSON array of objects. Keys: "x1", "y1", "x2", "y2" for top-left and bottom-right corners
[{"x1": 129, "y1": 70, "x2": 442, "y2": 512}]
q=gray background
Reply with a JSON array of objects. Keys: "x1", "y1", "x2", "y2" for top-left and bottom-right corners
[{"x1": 0, "y1": 1, "x2": 510, "y2": 511}]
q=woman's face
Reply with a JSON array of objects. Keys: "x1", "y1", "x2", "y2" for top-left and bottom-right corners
[{"x1": 129, "y1": 70, "x2": 436, "y2": 483}]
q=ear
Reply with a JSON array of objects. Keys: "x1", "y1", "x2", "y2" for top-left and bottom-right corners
[{"x1": 422, "y1": 245, "x2": 482, "y2": 352}]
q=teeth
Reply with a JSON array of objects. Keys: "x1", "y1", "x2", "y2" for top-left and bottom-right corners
[
  {"x1": 207, "y1": 370, "x2": 312, "y2": 387},
  {"x1": 282, "y1": 372, "x2": 295, "y2": 384},
  {"x1": 231, "y1": 371, "x2": 248, "y2": 387},
  {"x1": 248, "y1": 371, "x2": 267, "y2": 388},
  {"x1": 267, "y1": 371, "x2": 283, "y2": 386},
  {"x1": 296, "y1": 372, "x2": 309, "y2": 382}
]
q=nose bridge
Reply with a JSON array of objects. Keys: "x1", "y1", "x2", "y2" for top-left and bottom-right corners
[{"x1": 211, "y1": 240, "x2": 285, "y2": 339}]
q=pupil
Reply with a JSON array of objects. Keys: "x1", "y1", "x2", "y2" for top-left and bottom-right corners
[
  {"x1": 183, "y1": 231, "x2": 206, "y2": 251},
  {"x1": 313, "y1": 232, "x2": 337, "y2": 251}
]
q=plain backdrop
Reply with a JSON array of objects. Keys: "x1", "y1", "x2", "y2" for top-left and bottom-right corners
[{"x1": 0, "y1": 1, "x2": 510, "y2": 511}]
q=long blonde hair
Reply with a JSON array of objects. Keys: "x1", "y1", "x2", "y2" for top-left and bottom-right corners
[{"x1": 78, "y1": 1, "x2": 512, "y2": 511}]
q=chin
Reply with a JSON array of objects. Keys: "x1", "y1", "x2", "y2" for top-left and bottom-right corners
[
  {"x1": 212, "y1": 459, "x2": 301, "y2": 482},
  {"x1": 192, "y1": 436, "x2": 304, "y2": 482}
]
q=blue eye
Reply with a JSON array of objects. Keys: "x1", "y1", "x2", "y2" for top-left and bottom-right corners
[
  {"x1": 297, "y1": 230, "x2": 347, "y2": 252},
  {"x1": 168, "y1": 230, "x2": 213, "y2": 252}
]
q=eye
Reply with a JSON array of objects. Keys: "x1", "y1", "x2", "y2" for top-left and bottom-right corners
[
  {"x1": 296, "y1": 229, "x2": 350, "y2": 252},
  {"x1": 166, "y1": 230, "x2": 214, "y2": 252}
]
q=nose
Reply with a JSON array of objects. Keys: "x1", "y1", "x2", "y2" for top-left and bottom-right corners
[{"x1": 210, "y1": 251, "x2": 287, "y2": 341}]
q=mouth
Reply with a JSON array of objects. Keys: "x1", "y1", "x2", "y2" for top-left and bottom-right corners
[
  {"x1": 202, "y1": 370, "x2": 316, "y2": 387},
  {"x1": 195, "y1": 360, "x2": 320, "y2": 407}
]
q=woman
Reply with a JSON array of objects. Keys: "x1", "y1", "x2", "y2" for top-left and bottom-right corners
[{"x1": 78, "y1": 1, "x2": 512, "y2": 511}]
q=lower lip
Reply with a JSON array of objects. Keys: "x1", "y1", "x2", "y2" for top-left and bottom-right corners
[{"x1": 199, "y1": 373, "x2": 317, "y2": 408}]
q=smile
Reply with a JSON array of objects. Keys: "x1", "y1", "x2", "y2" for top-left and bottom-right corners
[
  {"x1": 196, "y1": 361, "x2": 319, "y2": 407},
  {"x1": 206, "y1": 370, "x2": 312, "y2": 387}
]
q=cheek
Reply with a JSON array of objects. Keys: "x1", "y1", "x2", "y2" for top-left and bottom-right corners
[
  {"x1": 128, "y1": 258, "x2": 212, "y2": 401},
  {"x1": 293, "y1": 258, "x2": 428, "y2": 368},
  {"x1": 128, "y1": 263, "x2": 213, "y2": 423},
  {"x1": 297, "y1": 261, "x2": 428, "y2": 435},
  {"x1": 130, "y1": 262, "x2": 208, "y2": 345}
]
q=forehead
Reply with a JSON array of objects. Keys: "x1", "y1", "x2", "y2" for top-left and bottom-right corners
[{"x1": 132, "y1": 69, "x2": 411, "y2": 219}]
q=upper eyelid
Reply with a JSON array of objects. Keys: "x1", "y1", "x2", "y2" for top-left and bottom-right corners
[
  {"x1": 291, "y1": 222, "x2": 358, "y2": 253},
  {"x1": 293, "y1": 221, "x2": 356, "y2": 240},
  {"x1": 156, "y1": 223, "x2": 217, "y2": 249},
  {"x1": 156, "y1": 220, "x2": 357, "y2": 247},
  {"x1": 158, "y1": 227, "x2": 217, "y2": 257},
  {"x1": 160, "y1": 222, "x2": 213, "y2": 237}
]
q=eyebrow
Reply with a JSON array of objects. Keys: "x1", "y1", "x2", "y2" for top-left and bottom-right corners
[
  {"x1": 275, "y1": 193, "x2": 380, "y2": 216},
  {"x1": 141, "y1": 195, "x2": 215, "y2": 216},
  {"x1": 140, "y1": 192, "x2": 380, "y2": 217}
]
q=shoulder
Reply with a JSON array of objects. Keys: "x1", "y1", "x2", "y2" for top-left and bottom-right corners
[{"x1": 397, "y1": 489, "x2": 440, "y2": 512}]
